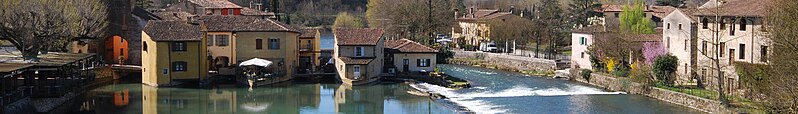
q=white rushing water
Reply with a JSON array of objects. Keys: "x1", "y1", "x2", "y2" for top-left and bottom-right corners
[{"x1": 410, "y1": 83, "x2": 627, "y2": 114}]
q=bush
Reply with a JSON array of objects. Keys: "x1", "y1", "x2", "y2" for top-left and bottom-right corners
[
  {"x1": 653, "y1": 55, "x2": 678, "y2": 86},
  {"x1": 630, "y1": 62, "x2": 655, "y2": 85},
  {"x1": 590, "y1": 56, "x2": 606, "y2": 72},
  {"x1": 580, "y1": 69, "x2": 592, "y2": 81},
  {"x1": 612, "y1": 63, "x2": 630, "y2": 77},
  {"x1": 436, "y1": 48, "x2": 454, "y2": 64}
]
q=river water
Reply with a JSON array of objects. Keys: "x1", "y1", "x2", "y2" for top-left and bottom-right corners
[
  {"x1": 65, "y1": 64, "x2": 702, "y2": 114},
  {"x1": 411, "y1": 64, "x2": 703, "y2": 114}
]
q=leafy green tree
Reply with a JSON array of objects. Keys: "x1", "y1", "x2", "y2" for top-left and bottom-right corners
[
  {"x1": 619, "y1": 0, "x2": 655, "y2": 34},
  {"x1": 567, "y1": 0, "x2": 602, "y2": 28},
  {"x1": 332, "y1": 12, "x2": 364, "y2": 28},
  {"x1": 653, "y1": 55, "x2": 678, "y2": 86}
]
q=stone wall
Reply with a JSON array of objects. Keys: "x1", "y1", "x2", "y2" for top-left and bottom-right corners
[
  {"x1": 573, "y1": 73, "x2": 729, "y2": 113},
  {"x1": 453, "y1": 51, "x2": 557, "y2": 71}
]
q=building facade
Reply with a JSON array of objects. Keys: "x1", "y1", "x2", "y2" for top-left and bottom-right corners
[
  {"x1": 298, "y1": 28, "x2": 322, "y2": 73},
  {"x1": 141, "y1": 20, "x2": 209, "y2": 86},
  {"x1": 384, "y1": 39, "x2": 438, "y2": 74},
  {"x1": 334, "y1": 28, "x2": 385, "y2": 85}
]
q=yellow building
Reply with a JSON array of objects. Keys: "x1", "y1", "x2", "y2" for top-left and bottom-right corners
[
  {"x1": 334, "y1": 28, "x2": 384, "y2": 85},
  {"x1": 454, "y1": 9, "x2": 520, "y2": 48},
  {"x1": 298, "y1": 28, "x2": 322, "y2": 73},
  {"x1": 201, "y1": 16, "x2": 301, "y2": 83},
  {"x1": 141, "y1": 20, "x2": 208, "y2": 86},
  {"x1": 384, "y1": 39, "x2": 438, "y2": 74}
]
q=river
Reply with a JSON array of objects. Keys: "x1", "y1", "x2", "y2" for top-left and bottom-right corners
[
  {"x1": 64, "y1": 64, "x2": 702, "y2": 114},
  {"x1": 412, "y1": 64, "x2": 703, "y2": 114}
]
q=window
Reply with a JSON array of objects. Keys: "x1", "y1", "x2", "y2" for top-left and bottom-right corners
[
  {"x1": 702, "y1": 18, "x2": 708, "y2": 29},
  {"x1": 354, "y1": 47, "x2": 364, "y2": 57},
  {"x1": 666, "y1": 37, "x2": 670, "y2": 49},
  {"x1": 739, "y1": 44, "x2": 746, "y2": 59},
  {"x1": 255, "y1": 39, "x2": 263, "y2": 50},
  {"x1": 268, "y1": 39, "x2": 280, "y2": 49},
  {"x1": 761, "y1": 46, "x2": 768, "y2": 62},
  {"x1": 206, "y1": 35, "x2": 214, "y2": 46},
  {"x1": 579, "y1": 37, "x2": 586, "y2": 45},
  {"x1": 172, "y1": 61, "x2": 187, "y2": 72},
  {"x1": 172, "y1": 42, "x2": 187, "y2": 51},
  {"x1": 614, "y1": 13, "x2": 619, "y2": 18},
  {"x1": 720, "y1": 42, "x2": 726, "y2": 57},
  {"x1": 417, "y1": 59, "x2": 430, "y2": 67},
  {"x1": 740, "y1": 19, "x2": 748, "y2": 31},
  {"x1": 228, "y1": 9, "x2": 233, "y2": 15},
  {"x1": 684, "y1": 39, "x2": 688, "y2": 51},
  {"x1": 403, "y1": 59, "x2": 409, "y2": 65},
  {"x1": 581, "y1": 52, "x2": 585, "y2": 58},
  {"x1": 678, "y1": 23, "x2": 683, "y2": 30},
  {"x1": 120, "y1": 49, "x2": 124, "y2": 57},
  {"x1": 353, "y1": 65, "x2": 361, "y2": 79},
  {"x1": 730, "y1": 19, "x2": 736, "y2": 36},
  {"x1": 721, "y1": 19, "x2": 726, "y2": 29},
  {"x1": 702, "y1": 41, "x2": 707, "y2": 54},
  {"x1": 667, "y1": 23, "x2": 670, "y2": 29},
  {"x1": 143, "y1": 42, "x2": 148, "y2": 51},
  {"x1": 216, "y1": 35, "x2": 229, "y2": 46}
]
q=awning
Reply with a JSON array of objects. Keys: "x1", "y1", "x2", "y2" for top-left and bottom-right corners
[{"x1": 239, "y1": 58, "x2": 272, "y2": 67}]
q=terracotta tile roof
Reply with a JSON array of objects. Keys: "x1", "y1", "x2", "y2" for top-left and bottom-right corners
[
  {"x1": 334, "y1": 28, "x2": 383, "y2": 46},
  {"x1": 240, "y1": 7, "x2": 273, "y2": 16},
  {"x1": 623, "y1": 29, "x2": 664, "y2": 42},
  {"x1": 338, "y1": 57, "x2": 373, "y2": 65},
  {"x1": 651, "y1": 6, "x2": 677, "y2": 18},
  {"x1": 694, "y1": 0, "x2": 772, "y2": 17},
  {"x1": 0, "y1": 63, "x2": 32, "y2": 73},
  {"x1": 598, "y1": 4, "x2": 654, "y2": 12},
  {"x1": 154, "y1": 12, "x2": 194, "y2": 21},
  {"x1": 458, "y1": 9, "x2": 512, "y2": 21},
  {"x1": 385, "y1": 39, "x2": 438, "y2": 53},
  {"x1": 299, "y1": 28, "x2": 319, "y2": 38},
  {"x1": 572, "y1": 25, "x2": 607, "y2": 34},
  {"x1": 187, "y1": 0, "x2": 242, "y2": 9},
  {"x1": 143, "y1": 20, "x2": 203, "y2": 41},
  {"x1": 200, "y1": 15, "x2": 298, "y2": 32}
]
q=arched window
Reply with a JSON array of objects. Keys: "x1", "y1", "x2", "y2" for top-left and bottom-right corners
[
  {"x1": 142, "y1": 42, "x2": 148, "y2": 51},
  {"x1": 740, "y1": 18, "x2": 748, "y2": 31},
  {"x1": 702, "y1": 18, "x2": 709, "y2": 29}
]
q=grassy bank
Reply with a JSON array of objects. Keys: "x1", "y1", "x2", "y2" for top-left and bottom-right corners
[{"x1": 447, "y1": 58, "x2": 556, "y2": 77}]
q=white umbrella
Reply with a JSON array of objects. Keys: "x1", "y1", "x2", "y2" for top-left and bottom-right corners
[{"x1": 239, "y1": 58, "x2": 273, "y2": 67}]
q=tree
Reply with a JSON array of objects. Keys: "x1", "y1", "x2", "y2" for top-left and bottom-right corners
[
  {"x1": 619, "y1": 0, "x2": 655, "y2": 34},
  {"x1": 0, "y1": 0, "x2": 107, "y2": 60},
  {"x1": 538, "y1": 0, "x2": 568, "y2": 59},
  {"x1": 366, "y1": 0, "x2": 454, "y2": 44},
  {"x1": 487, "y1": 16, "x2": 536, "y2": 52},
  {"x1": 653, "y1": 55, "x2": 678, "y2": 86},
  {"x1": 567, "y1": 0, "x2": 602, "y2": 28},
  {"x1": 760, "y1": 0, "x2": 798, "y2": 112},
  {"x1": 332, "y1": 12, "x2": 364, "y2": 28}
]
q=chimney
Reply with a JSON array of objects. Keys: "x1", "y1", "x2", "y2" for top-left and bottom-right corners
[
  {"x1": 454, "y1": 8, "x2": 459, "y2": 18},
  {"x1": 470, "y1": 7, "x2": 474, "y2": 18},
  {"x1": 187, "y1": 15, "x2": 200, "y2": 24}
]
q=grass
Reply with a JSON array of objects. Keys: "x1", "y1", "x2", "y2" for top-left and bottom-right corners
[
  {"x1": 656, "y1": 85, "x2": 765, "y2": 113},
  {"x1": 521, "y1": 70, "x2": 556, "y2": 77}
]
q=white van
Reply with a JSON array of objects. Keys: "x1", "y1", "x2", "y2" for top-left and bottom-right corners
[{"x1": 479, "y1": 42, "x2": 497, "y2": 52}]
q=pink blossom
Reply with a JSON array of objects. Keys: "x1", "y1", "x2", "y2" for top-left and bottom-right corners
[{"x1": 642, "y1": 42, "x2": 667, "y2": 64}]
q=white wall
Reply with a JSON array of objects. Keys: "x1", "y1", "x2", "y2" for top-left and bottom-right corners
[{"x1": 571, "y1": 33, "x2": 593, "y2": 70}]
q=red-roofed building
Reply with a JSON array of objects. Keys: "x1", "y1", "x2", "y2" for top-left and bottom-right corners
[
  {"x1": 453, "y1": 8, "x2": 524, "y2": 49},
  {"x1": 333, "y1": 28, "x2": 385, "y2": 85},
  {"x1": 384, "y1": 39, "x2": 438, "y2": 74}
]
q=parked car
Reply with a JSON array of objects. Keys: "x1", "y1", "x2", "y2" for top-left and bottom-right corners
[{"x1": 479, "y1": 42, "x2": 497, "y2": 52}]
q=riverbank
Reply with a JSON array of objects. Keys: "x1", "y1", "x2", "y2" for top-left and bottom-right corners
[{"x1": 445, "y1": 53, "x2": 726, "y2": 113}]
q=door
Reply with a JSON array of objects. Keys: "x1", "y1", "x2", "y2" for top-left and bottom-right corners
[
  {"x1": 403, "y1": 59, "x2": 410, "y2": 73},
  {"x1": 729, "y1": 49, "x2": 736, "y2": 64}
]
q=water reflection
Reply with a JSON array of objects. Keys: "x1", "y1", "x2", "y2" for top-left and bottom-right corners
[{"x1": 73, "y1": 82, "x2": 453, "y2": 114}]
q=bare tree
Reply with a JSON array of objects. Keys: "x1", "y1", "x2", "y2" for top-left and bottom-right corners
[
  {"x1": 0, "y1": 0, "x2": 107, "y2": 60},
  {"x1": 760, "y1": 0, "x2": 798, "y2": 112}
]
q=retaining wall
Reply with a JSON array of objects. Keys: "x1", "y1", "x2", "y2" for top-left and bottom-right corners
[
  {"x1": 453, "y1": 51, "x2": 557, "y2": 71},
  {"x1": 573, "y1": 73, "x2": 728, "y2": 113}
]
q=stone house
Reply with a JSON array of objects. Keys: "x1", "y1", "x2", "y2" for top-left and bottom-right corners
[
  {"x1": 334, "y1": 28, "x2": 385, "y2": 85},
  {"x1": 570, "y1": 26, "x2": 605, "y2": 70},
  {"x1": 384, "y1": 39, "x2": 438, "y2": 74},
  {"x1": 165, "y1": 0, "x2": 276, "y2": 19},
  {"x1": 453, "y1": 8, "x2": 521, "y2": 48},
  {"x1": 141, "y1": 20, "x2": 209, "y2": 86},
  {"x1": 662, "y1": 0, "x2": 772, "y2": 93},
  {"x1": 596, "y1": 4, "x2": 675, "y2": 28},
  {"x1": 298, "y1": 28, "x2": 322, "y2": 73}
]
